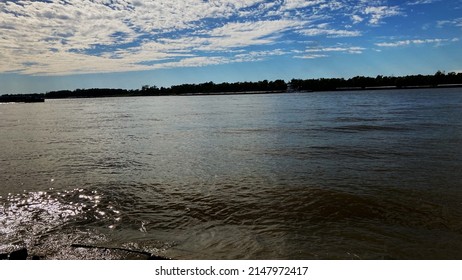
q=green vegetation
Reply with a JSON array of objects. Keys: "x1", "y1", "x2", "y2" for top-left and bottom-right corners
[
  {"x1": 0, "y1": 94, "x2": 45, "y2": 103},
  {"x1": 140, "y1": 79, "x2": 287, "y2": 96},
  {"x1": 1, "y1": 71, "x2": 461, "y2": 101},
  {"x1": 289, "y1": 71, "x2": 462, "y2": 92}
]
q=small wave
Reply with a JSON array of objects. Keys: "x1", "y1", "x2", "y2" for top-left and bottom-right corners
[
  {"x1": 221, "y1": 128, "x2": 275, "y2": 134},
  {"x1": 334, "y1": 117, "x2": 387, "y2": 122},
  {"x1": 262, "y1": 146, "x2": 416, "y2": 160},
  {"x1": 331, "y1": 125, "x2": 412, "y2": 132}
]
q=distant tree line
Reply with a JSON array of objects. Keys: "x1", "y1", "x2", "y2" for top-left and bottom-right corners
[
  {"x1": 0, "y1": 93, "x2": 46, "y2": 103},
  {"x1": 139, "y1": 79, "x2": 287, "y2": 95},
  {"x1": 44, "y1": 88, "x2": 135, "y2": 99},
  {"x1": 289, "y1": 71, "x2": 462, "y2": 92},
  {"x1": 0, "y1": 79, "x2": 288, "y2": 100},
  {"x1": 1, "y1": 71, "x2": 462, "y2": 101}
]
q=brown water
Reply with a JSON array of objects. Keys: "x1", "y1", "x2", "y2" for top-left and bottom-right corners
[{"x1": 1, "y1": 89, "x2": 462, "y2": 259}]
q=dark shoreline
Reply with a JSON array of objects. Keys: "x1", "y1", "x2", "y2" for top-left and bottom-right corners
[
  {"x1": 1, "y1": 71, "x2": 462, "y2": 102},
  {"x1": 1, "y1": 84, "x2": 462, "y2": 103},
  {"x1": 183, "y1": 84, "x2": 462, "y2": 95},
  {"x1": 0, "y1": 246, "x2": 170, "y2": 260}
]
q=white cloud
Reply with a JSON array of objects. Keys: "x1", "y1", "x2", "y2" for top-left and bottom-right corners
[
  {"x1": 0, "y1": 0, "x2": 409, "y2": 76},
  {"x1": 437, "y1": 17, "x2": 462, "y2": 28},
  {"x1": 280, "y1": 0, "x2": 326, "y2": 11},
  {"x1": 151, "y1": 56, "x2": 231, "y2": 69},
  {"x1": 294, "y1": 54, "x2": 328, "y2": 59},
  {"x1": 407, "y1": 0, "x2": 440, "y2": 5},
  {"x1": 0, "y1": 5, "x2": 304, "y2": 75},
  {"x1": 126, "y1": 0, "x2": 264, "y2": 32},
  {"x1": 363, "y1": 6, "x2": 402, "y2": 25},
  {"x1": 135, "y1": 20, "x2": 303, "y2": 54},
  {"x1": 300, "y1": 27, "x2": 362, "y2": 37},
  {"x1": 204, "y1": 20, "x2": 305, "y2": 49},
  {"x1": 295, "y1": 44, "x2": 365, "y2": 59},
  {"x1": 0, "y1": 0, "x2": 287, "y2": 75},
  {"x1": 375, "y1": 38, "x2": 458, "y2": 47},
  {"x1": 351, "y1": 15, "x2": 364, "y2": 24},
  {"x1": 305, "y1": 45, "x2": 365, "y2": 54},
  {"x1": 233, "y1": 49, "x2": 290, "y2": 62}
]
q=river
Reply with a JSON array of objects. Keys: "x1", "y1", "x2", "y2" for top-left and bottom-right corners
[{"x1": 1, "y1": 88, "x2": 461, "y2": 259}]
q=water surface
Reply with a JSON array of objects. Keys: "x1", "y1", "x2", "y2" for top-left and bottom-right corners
[{"x1": 1, "y1": 89, "x2": 462, "y2": 259}]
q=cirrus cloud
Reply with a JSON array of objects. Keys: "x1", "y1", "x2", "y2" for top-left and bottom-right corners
[
  {"x1": 0, "y1": 0, "x2": 427, "y2": 76},
  {"x1": 375, "y1": 38, "x2": 459, "y2": 47}
]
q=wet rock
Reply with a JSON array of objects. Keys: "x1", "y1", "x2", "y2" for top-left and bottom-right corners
[
  {"x1": 9, "y1": 248, "x2": 28, "y2": 260},
  {"x1": 0, "y1": 248, "x2": 28, "y2": 260},
  {"x1": 70, "y1": 243, "x2": 171, "y2": 260},
  {"x1": 148, "y1": 255, "x2": 171, "y2": 260}
]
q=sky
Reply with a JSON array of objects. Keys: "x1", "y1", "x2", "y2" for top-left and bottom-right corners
[{"x1": 0, "y1": 0, "x2": 461, "y2": 94}]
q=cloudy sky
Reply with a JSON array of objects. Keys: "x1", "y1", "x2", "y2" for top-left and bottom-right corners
[{"x1": 1, "y1": 0, "x2": 461, "y2": 94}]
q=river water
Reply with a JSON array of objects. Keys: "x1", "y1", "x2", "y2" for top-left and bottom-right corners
[{"x1": 1, "y1": 89, "x2": 462, "y2": 259}]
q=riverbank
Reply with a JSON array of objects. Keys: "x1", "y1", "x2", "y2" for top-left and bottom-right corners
[
  {"x1": 0, "y1": 246, "x2": 170, "y2": 260},
  {"x1": 0, "y1": 94, "x2": 45, "y2": 103},
  {"x1": 2, "y1": 72, "x2": 462, "y2": 101}
]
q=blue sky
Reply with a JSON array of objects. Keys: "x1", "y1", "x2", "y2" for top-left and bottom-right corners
[{"x1": 0, "y1": 0, "x2": 461, "y2": 94}]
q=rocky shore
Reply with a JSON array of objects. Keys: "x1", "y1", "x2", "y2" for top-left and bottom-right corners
[{"x1": 0, "y1": 246, "x2": 171, "y2": 260}]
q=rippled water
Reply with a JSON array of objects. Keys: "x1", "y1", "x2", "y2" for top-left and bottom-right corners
[{"x1": 1, "y1": 89, "x2": 462, "y2": 259}]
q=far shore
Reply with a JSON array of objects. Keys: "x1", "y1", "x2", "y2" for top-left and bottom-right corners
[
  {"x1": 2, "y1": 84, "x2": 462, "y2": 103},
  {"x1": 2, "y1": 72, "x2": 462, "y2": 102}
]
